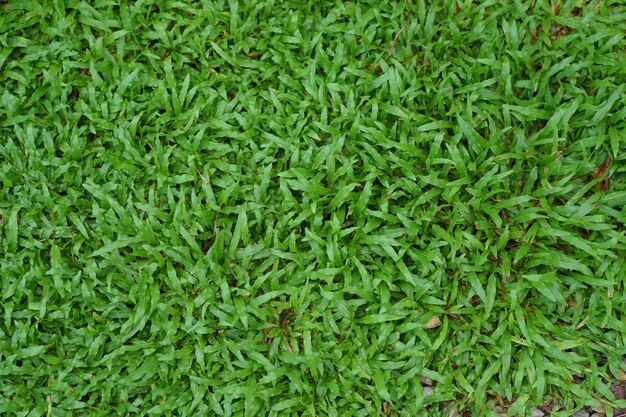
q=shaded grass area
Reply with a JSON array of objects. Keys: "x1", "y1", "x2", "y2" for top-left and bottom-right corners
[{"x1": 1, "y1": 0, "x2": 626, "y2": 415}]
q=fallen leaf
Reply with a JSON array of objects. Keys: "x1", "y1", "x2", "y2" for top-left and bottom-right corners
[
  {"x1": 612, "y1": 383, "x2": 626, "y2": 399},
  {"x1": 599, "y1": 177, "x2": 610, "y2": 191},
  {"x1": 420, "y1": 376, "x2": 433, "y2": 386},
  {"x1": 611, "y1": 383, "x2": 626, "y2": 417},
  {"x1": 590, "y1": 405, "x2": 605, "y2": 415},
  {"x1": 592, "y1": 155, "x2": 612, "y2": 178},
  {"x1": 590, "y1": 156, "x2": 611, "y2": 191},
  {"x1": 424, "y1": 315, "x2": 442, "y2": 329}
]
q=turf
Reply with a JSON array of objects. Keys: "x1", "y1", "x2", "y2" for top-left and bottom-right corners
[{"x1": 1, "y1": 0, "x2": 626, "y2": 416}]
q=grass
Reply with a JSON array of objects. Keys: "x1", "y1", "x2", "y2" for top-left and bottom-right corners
[{"x1": 1, "y1": 0, "x2": 626, "y2": 416}]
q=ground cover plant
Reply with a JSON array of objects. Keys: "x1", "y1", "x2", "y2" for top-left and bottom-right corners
[{"x1": 1, "y1": 0, "x2": 626, "y2": 416}]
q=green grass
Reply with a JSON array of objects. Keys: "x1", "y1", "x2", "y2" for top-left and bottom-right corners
[{"x1": 1, "y1": 0, "x2": 626, "y2": 416}]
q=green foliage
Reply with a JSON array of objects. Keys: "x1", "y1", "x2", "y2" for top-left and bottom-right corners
[{"x1": 1, "y1": 0, "x2": 626, "y2": 416}]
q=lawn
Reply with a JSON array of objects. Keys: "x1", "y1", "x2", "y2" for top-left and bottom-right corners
[{"x1": 1, "y1": 0, "x2": 626, "y2": 416}]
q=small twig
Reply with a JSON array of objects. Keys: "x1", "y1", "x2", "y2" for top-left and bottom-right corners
[{"x1": 388, "y1": 0, "x2": 411, "y2": 58}]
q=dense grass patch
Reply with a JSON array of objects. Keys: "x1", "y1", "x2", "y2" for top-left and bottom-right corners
[{"x1": 1, "y1": 0, "x2": 626, "y2": 416}]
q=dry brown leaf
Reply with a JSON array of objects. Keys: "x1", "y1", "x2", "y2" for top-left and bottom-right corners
[
  {"x1": 424, "y1": 315, "x2": 442, "y2": 329},
  {"x1": 447, "y1": 406, "x2": 459, "y2": 417},
  {"x1": 612, "y1": 383, "x2": 626, "y2": 400},
  {"x1": 599, "y1": 177, "x2": 610, "y2": 191},
  {"x1": 593, "y1": 155, "x2": 612, "y2": 178},
  {"x1": 611, "y1": 383, "x2": 626, "y2": 417}
]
